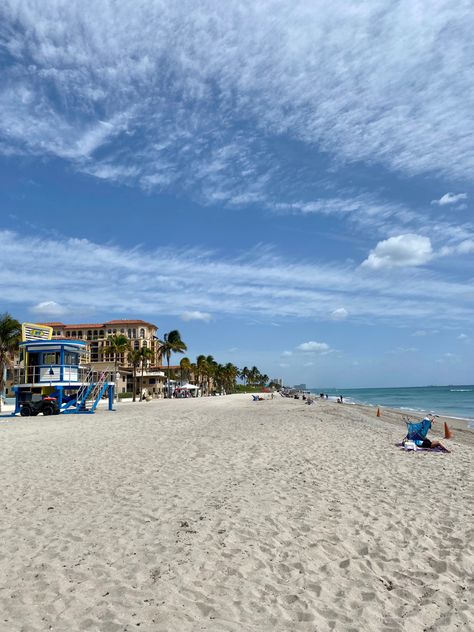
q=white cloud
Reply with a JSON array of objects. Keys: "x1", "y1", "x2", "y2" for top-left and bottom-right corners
[
  {"x1": 412, "y1": 330, "x2": 427, "y2": 337},
  {"x1": 389, "y1": 347, "x2": 417, "y2": 354},
  {"x1": 362, "y1": 234, "x2": 433, "y2": 270},
  {"x1": 31, "y1": 301, "x2": 68, "y2": 317},
  {"x1": 297, "y1": 341, "x2": 330, "y2": 353},
  {"x1": 431, "y1": 193, "x2": 467, "y2": 206},
  {"x1": 457, "y1": 240, "x2": 474, "y2": 254},
  {"x1": 1, "y1": 0, "x2": 473, "y2": 204},
  {"x1": 1, "y1": 230, "x2": 474, "y2": 327},
  {"x1": 180, "y1": 311, "x2": 212, "y2": 322},
  {"x1": 303, "y1": 362, "x2": 314, "y2": 367},
  {"x1": 436, "y1": 352, "x2": 459, "y2": 364},
  {"x1": 330, "y1": 307, "x2": 348, "y2": 321},
  {"x1": 457, "y1": 333, "x2": 468, "y2": 340},
  {"x1": 281, "y1": 351, "x2": 293, "y2": 357},
  {"x1": 439, "y1": 238, "x2": 474, "y2": 257}
]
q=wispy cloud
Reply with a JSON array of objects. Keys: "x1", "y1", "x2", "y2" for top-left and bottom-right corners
[
  {"x1": 1, "y1": 230, "x2": 474, "y2": 326},
  {"x1": 31, "y1": 300, "x2": 69, "y2": 317},
  {"x1": 330, "y1": 308, "x2": 348, "y2": 321},
  {"x1": 180, "y1": 311, "x2": 212, "y2": 322},
  {"x1": 439, "y1": 239, "x2": 474, "y2": 257},
  {"x1": 1, "y1": 0, "x2": 473, "y2": 206},
  {"x1": 431, "y1": 193, "x2": 467, "y2": 206},
  {"x1": 296, "y1": 341, "x2": 331, "y2": 353}
]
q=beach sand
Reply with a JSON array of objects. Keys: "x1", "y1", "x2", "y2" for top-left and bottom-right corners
[{"x1": 1, "y1": 395, "x2": 473, "y2": 631}]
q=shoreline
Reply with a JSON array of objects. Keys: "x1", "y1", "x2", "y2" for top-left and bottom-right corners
[
  {"x1": 2, "y1": 395, "x2": 474, "y2": 444},
  {"x1": 308, "y1": 385, "x2": 474, "y2": 424}
]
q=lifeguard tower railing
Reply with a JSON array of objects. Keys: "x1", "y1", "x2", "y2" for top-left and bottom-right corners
[{"x1": 13, "y1": 366, "x2": 113, "y2": 386}]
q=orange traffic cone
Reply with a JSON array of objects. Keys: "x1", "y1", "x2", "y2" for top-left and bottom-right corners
[
  {"x1": 444, "y1": 422, "x2": 453, "y2": 440},
  {"x1": 376, "y1": 407, "x2": 381, "y2": 417}
]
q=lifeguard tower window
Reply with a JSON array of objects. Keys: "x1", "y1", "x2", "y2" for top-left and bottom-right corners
[
  {"x1": 65, "y1": 352, "x2": 79, "y2": 364},
  {"x1": 43, "y1": 352, "x2": 60, "y2": 364}
]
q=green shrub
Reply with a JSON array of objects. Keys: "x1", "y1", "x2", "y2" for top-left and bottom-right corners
[
  {"x1": 233, "y1": 384, "x2": 267, "y2": 393},
  {"x1": 118, "y1": 392, "x2": 133, "y2": 399}
]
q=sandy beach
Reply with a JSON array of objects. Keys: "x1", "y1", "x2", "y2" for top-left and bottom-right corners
[{"x1": 1, "y1": 394, "x2": 473, "y2": 632}]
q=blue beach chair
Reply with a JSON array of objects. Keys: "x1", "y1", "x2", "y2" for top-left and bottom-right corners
[{"x1": 404, "y1": 417, "x2": 432, "y2": 445}]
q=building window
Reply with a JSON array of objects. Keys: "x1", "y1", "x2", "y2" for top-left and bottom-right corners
[{"x1": 140, "y1": 328, "x2": 145, "y2": 338}]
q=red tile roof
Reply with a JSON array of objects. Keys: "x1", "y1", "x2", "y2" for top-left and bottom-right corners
[
  {"x1": 63, "y1": 324, "x2": 105, "y2": 329},
  {"x1": 105, "y1": 319, "x2": 157, "y2": 327},
  {"x1": 41, "y1": 319, "x2": 157, "y2": 329},
  {"x1": 40, "y1": 322, "x2": 66, "y2": 326}
]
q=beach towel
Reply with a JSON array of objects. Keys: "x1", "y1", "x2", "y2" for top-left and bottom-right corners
[{"x1": 395, "y1": 442, "x2": 450, "y2": 453}]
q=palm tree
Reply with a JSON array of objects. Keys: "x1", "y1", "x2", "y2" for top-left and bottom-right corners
[
  {"x1": 0, "y1": 313, "x2": 21, "y2": 412},
  {"x1": 128, "y1": 349, "x2": 142, "y2": 402},
  {"x1": 108, "y1": 334, "x2": 130, "y2": 401},
  {"x1": 159, "y1": 330, "x2": 187, "y2": 397},
  {"x1": 195, "y1": 355, "x2": 208, "y2": 394},
  {"x1": 223, "y1": 363, "x2": 239, "y2": 393},
  {"x1": 180, "y1": 357, "x2": 192, "y2": 382},
  {"x1": 205, "y1": 355, "x2": 216, "y2": 395},
  {"x1": 240, "y1": 366, "x2": 249, "y2": 385},
  {"x1": 247, "y1": 366, "x2": 259, "y2": 385},
  {"x1": 139, "y1": 346, "x2": 154, "y2": 399}
]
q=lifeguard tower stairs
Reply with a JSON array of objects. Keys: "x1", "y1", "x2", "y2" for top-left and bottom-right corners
[{"x1": 62, "y1": 370, "x2": 113, "y2": 414}]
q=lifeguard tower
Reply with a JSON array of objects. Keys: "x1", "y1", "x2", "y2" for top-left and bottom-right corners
[{"x1": 12, "y1": 323, "x2": 114, "y2": 416}]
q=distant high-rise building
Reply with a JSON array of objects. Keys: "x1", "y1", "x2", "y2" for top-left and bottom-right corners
[{"x1": 293, "y1": 383, "x2": 307, "y2": 390}]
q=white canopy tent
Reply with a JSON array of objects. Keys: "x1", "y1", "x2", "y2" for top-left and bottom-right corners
[{"x1": 177, "y1": 383, "x2": 199, "y2": 390}]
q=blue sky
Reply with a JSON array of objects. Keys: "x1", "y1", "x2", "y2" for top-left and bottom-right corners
[{"x1": 1, "y1": 0, "x2": 473, "y2": 387}]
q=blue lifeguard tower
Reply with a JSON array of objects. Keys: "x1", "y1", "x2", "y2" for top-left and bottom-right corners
[{"x1": 12, "y1": 337, "x2": 114, "y2": 415}]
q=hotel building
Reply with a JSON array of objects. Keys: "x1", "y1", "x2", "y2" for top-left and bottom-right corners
[{"x1": 40, "y1": 319, "x2": 166, "y2": 397}]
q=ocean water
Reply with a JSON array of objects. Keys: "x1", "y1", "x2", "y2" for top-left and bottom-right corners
[{"x1": 310, "y1": 385, "x2": 474, "y2": 421}]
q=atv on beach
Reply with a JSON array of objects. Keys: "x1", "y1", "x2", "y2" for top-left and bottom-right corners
[{"x1": 20, "y1": 397, "x2": 60, "y2": 417}]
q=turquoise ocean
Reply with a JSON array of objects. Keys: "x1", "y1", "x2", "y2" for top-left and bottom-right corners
[{"x1": 310, "y1": 385, "x2": 474, "y2": 422}]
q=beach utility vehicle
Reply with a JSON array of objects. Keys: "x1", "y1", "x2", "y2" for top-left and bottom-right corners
[{"x1": 20, "y1": 397, "x2": 60, "y2": 417}]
